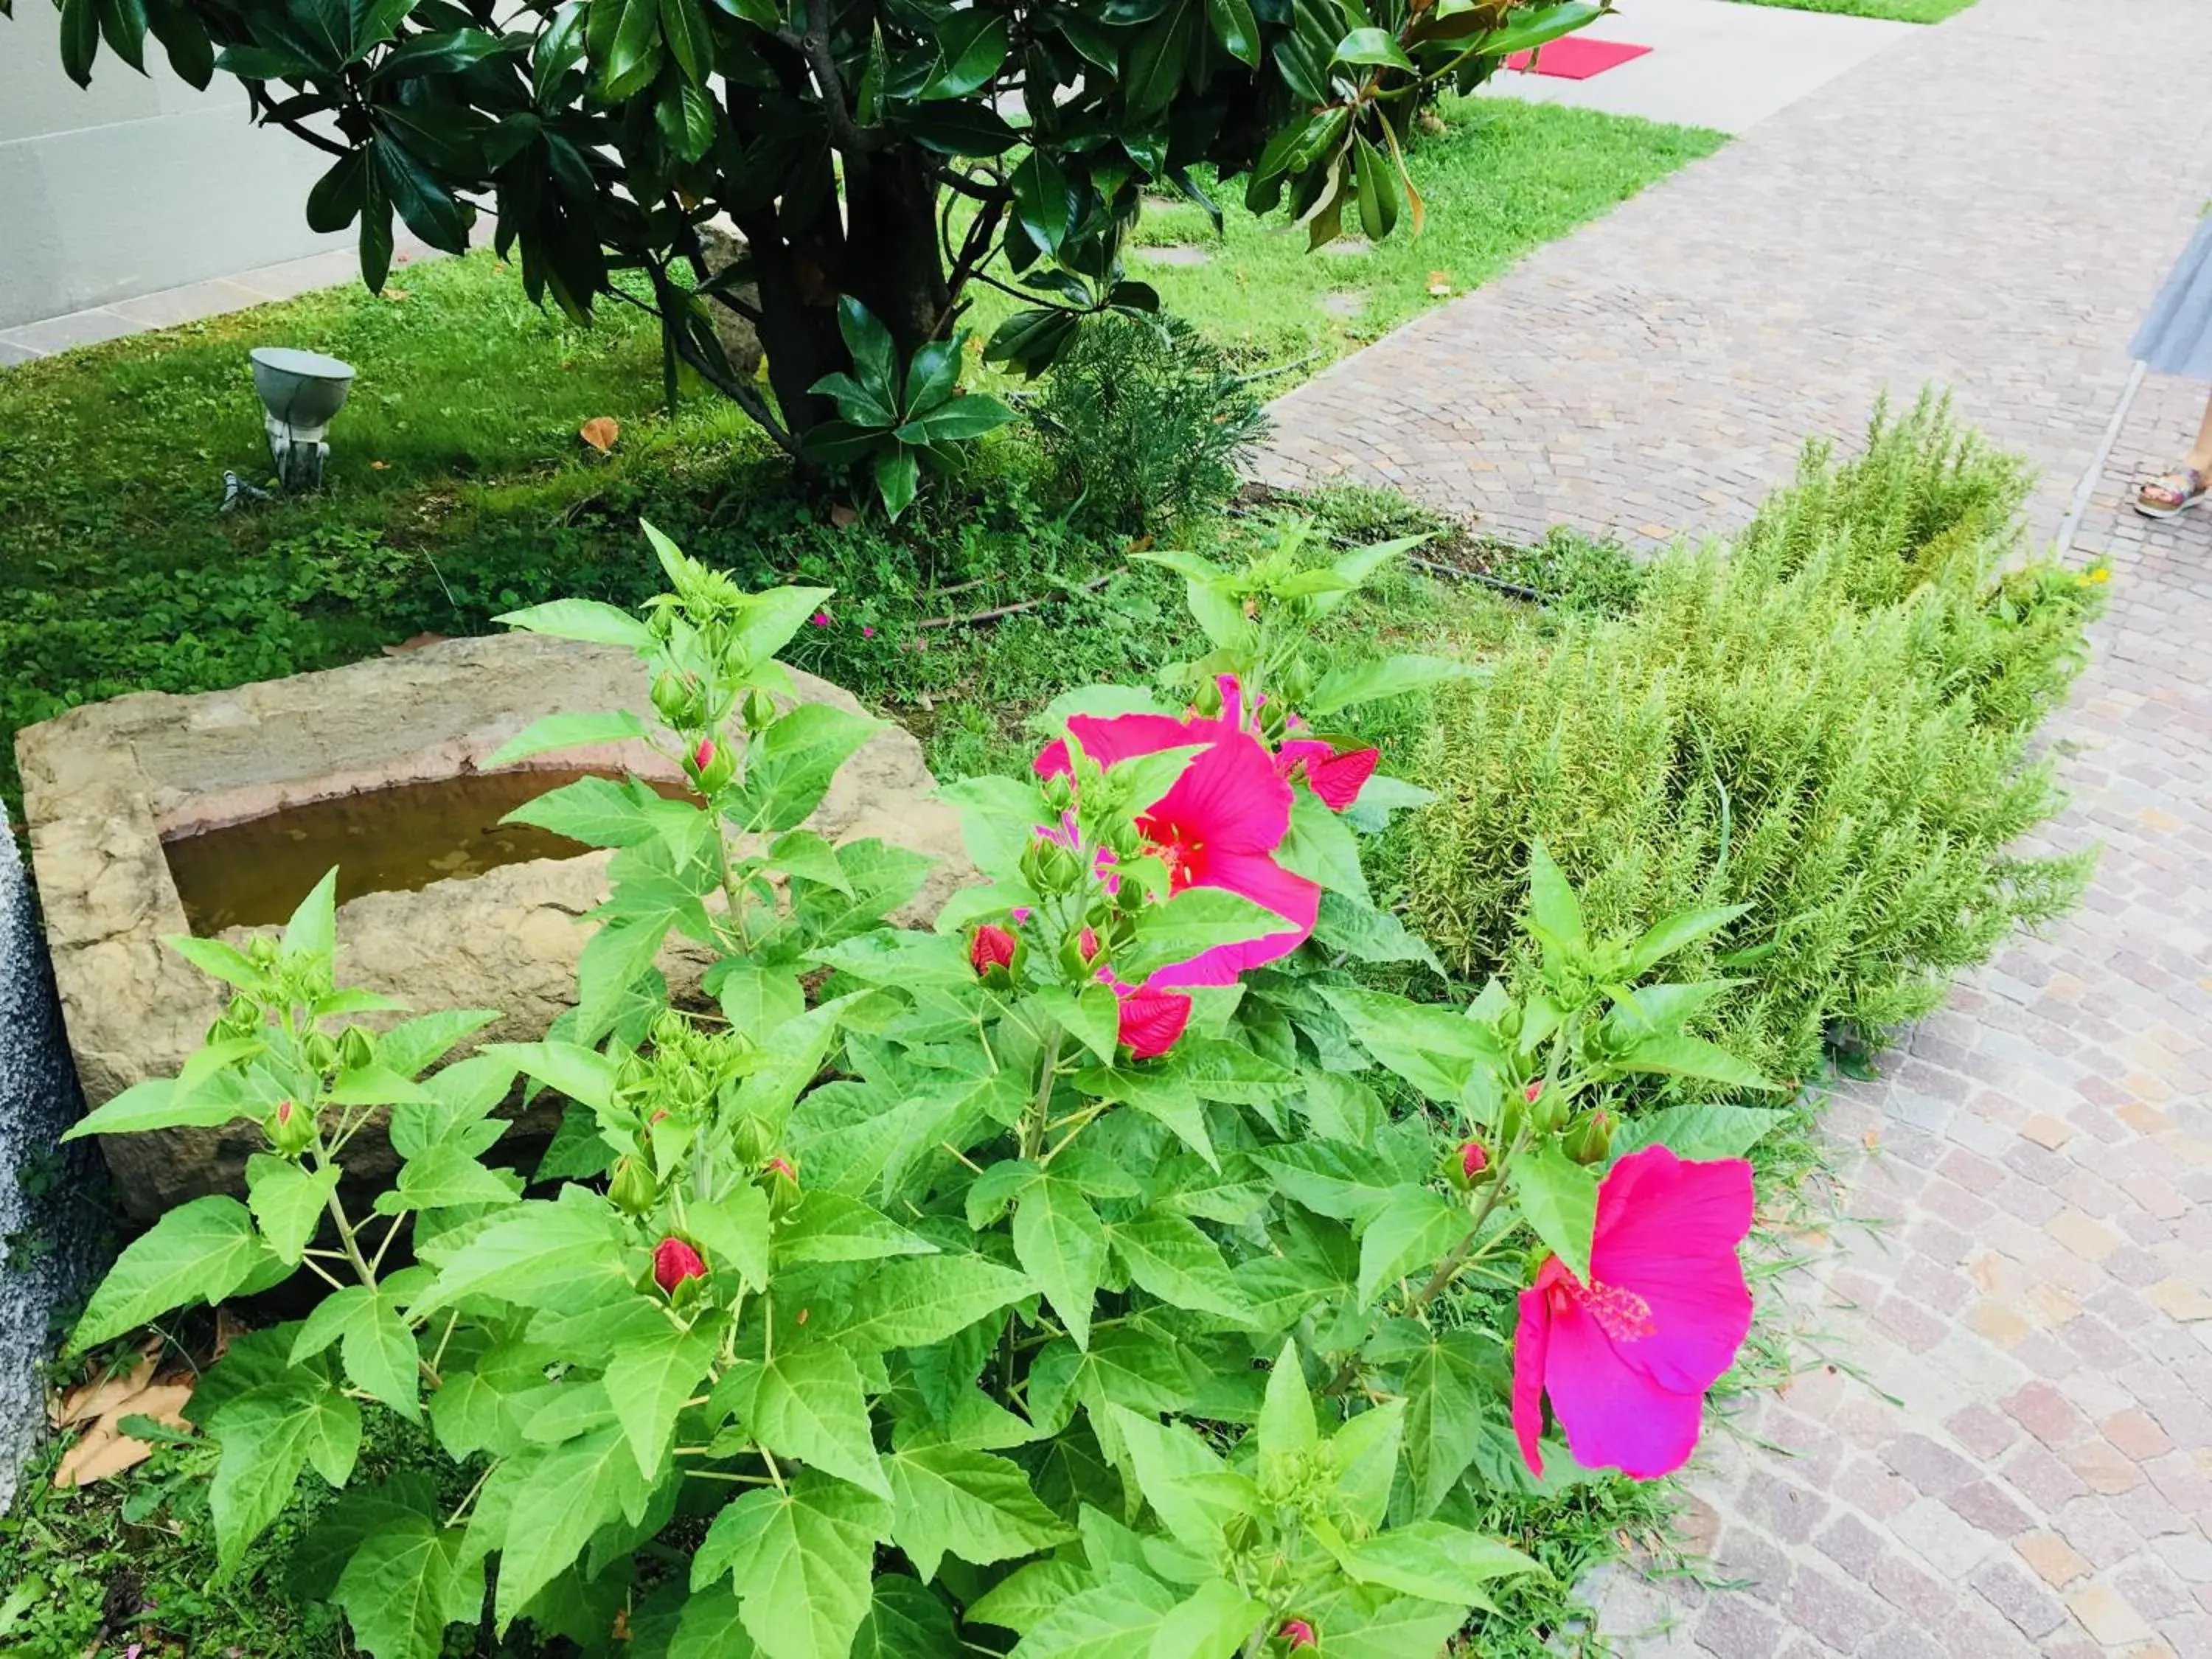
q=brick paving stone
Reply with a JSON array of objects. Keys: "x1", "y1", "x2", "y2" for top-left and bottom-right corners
[{"x1": 1253, "y1": 0, "x2": 2212, "y2": 1651}]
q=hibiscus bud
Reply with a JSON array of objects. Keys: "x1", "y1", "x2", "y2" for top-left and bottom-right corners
[
  {"x1": 608, "y1": 1155, "x2": 658, "y2": 1214},
  {"x1": 1041, "y1": 771, "x2": 1076, "y2": 813},
  {"x1": 1222, "y1": 1512, "x2": 1257, "y2": 1553},
  {"x1": 686, "y1": 735, "x2": 736, "y2": 794},
  {"x1": 264, "y1": 1096, "x2": 316, "y2": 1155},
  {"x1": 653, "y1": 1236, "x2": 707, "y2": 1294},
  {"x1": 1444, "y1": 1136, "x2": 1491, "y2": 1192},
  {"x1": 1497, "y1": 1002, "x2": 1523, "y2": 1040},
  {"x1": 731, "y1": 1114, "x2": 773, "y2": 1165},
  {"x1": 1114, "y1": 874, "x2": 1147, "y2": 914},
  {"x1": 302, "y1": 1030, "x2": 338, "y2": 1074},
  {"x1": 1017, "y1": 838, "x2": 1054, "y2": 892},
  {"x1": 651, "y1": 669, "x2": 708, "y2": 729},
  {"x1": 338, "y1": 1025, "x2": 375, "y2": 1072},
  {"x1": 1280, "y1": 1620, "x2": 1317, "y2": 1651},
  {"x1": 970, "y1": 923, "x2": 1020, "y2": 979},
  {"x1": 1567, "y1": 1108, "x2": 1613, "y2": 1166},
  {"x1": 1190, "y1": 678, "x2": 1225, "y2": 718},
  {"x1": 1279, "y1": 655, "x2": 1315, "y2": 705},
  {"x1": 248, "y1": 934, "x2": 282, "y2": 968},
  {"x1": 1058, "y1": 925, "x2": 1103, "y2": 981},
  {"x1": 760, "y1": 1155, "x2": 801, "y2": 1218},
  {"x1": 742, "y1": 688, "x2": 779, "y2": 731}
]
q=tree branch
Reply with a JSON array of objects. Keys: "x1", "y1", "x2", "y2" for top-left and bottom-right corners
[
  {"x1": 246, "y1": 84, "x2": 353, "y2": 159},
  {"x1": 779, "y1": 0, "x2": 889, "y2": 154},
  {"x1": 613, "y1": 278, "x2": 804, "y2": 460}
]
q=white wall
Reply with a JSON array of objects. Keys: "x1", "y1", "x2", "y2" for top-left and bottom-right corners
[{"x1": 0, "y1": 3, "x2": 351, "y2": 327}]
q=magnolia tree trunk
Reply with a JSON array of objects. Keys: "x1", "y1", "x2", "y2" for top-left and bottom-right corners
[{"x1": 721, "y1": 140, "x2": 953, "y2": 451}]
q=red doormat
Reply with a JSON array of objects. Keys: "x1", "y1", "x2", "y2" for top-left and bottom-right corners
[{"x1": 1504, "y1": 37, "x2": 1652, "y2": 78}]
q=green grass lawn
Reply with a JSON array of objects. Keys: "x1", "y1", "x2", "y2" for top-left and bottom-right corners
[
  {"x1": 0, "y1": 94, "x2": 1719, "y2": 806},
  {"x1": 1726, "y1": 0, "x2": 1975, "y2": 21},
  {"x1": 1107, "y1": 97, "x2": 1723, "y2": 372}
]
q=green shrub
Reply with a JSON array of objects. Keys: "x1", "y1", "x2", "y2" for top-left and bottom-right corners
[
  {"x1": 1029, "y1": 313, "x2": 1269, "y2": 533},
  {"x1": 1402, "y1": 395, "x2": 2101, "y2": 1081}
]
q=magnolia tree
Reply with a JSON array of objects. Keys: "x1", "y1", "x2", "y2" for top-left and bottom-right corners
[
  {"x1": 15, "y1": 0, "x2": 1599, "y2": 465},
  {"x1": 60, "y1": 524, "x2": 1784, "y2": 1659}
]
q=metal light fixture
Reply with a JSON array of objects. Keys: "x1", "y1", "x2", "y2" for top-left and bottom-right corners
[{"x1": 249, "y1": 347, "x2": 356, "y2": 492}]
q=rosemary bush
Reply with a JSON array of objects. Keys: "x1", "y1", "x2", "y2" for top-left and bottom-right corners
[{"x1": 1402, "y1": 396, "x2": 2102, "y2": 1080}]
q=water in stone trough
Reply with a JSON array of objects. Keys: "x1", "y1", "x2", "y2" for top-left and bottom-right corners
[{"x1": 162, "y1": 768, "x2": 681, "y2": 933}]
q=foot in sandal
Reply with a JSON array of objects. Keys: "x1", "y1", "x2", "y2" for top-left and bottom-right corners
[{"x1": 2137, "y1": 466, "x2": 2208, "y2": 518}]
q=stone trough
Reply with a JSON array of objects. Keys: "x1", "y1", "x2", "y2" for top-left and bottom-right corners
[{"x1": 15, "y1": 634, "x2": 971, "y2": 1220}]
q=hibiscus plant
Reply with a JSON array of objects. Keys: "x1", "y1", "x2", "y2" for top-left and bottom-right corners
[{"x1": 60, "y1": 521, "x2": 1778, "y2": 1659}]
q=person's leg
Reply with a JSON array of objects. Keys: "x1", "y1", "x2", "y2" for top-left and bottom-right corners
[
  {"x1": 2138, "y1": 386, "x2": 2212, "y2": 515},
  {"x1": 2185, "y1": 386, "x2": 2212, "y2": 474}
]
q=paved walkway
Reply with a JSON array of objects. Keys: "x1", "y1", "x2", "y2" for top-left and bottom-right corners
[
  {"x1": 1482, "y1": 0, "x2": 1916, "y2": 135},
  {"x1": 0, "y1": 229, "x2": 473, "y2": 369},
  {"x1": 1262, "y1": 2, "x2": 2212, "y2": 1653}
]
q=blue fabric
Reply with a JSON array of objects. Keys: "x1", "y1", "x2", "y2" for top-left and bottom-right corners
[{"x1": 2132, "y1": 212, "x2": 2212, "y2": 380}]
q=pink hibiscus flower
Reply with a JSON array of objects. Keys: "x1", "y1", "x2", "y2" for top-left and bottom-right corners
[
  {"x1": 1034, "y1": 708, "x2": 1317, "y2": 988},
  {"x1": 1274, "y1": 737, "x2": 1380, "y2": 813},
  {"x1": 1113, "y1": 984, "x2": 1192, "y2": 1059},
  {"x1": 1512, "y1": 1144, "x2": 1753, "y2": 1480}
]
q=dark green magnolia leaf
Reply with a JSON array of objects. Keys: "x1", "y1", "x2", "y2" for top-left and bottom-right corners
[
  {"x1": 374, "y1": 24, "x2": 507, "y2": 80},
  {"x1": 69, "y1": 1196, "x2": 282, "y2": 1356},
  {"x1": 922, "y1": 8, "x2": 1006, "y2": 97},
  {"x1": 1009, "y1": 149, "x2": 1072, "y2": 253},
  {"x1": 1122, "y1": 0, "x2": 1194, "y2": 118},
  {"x1": 1203, "y1": 0, "x2": 1257, "y2": 64},
  {"x1": 1509, "y1": 1147, "x2": 1598, "y2": 1284},
  {"x1": 145, "y1": 0, "x2": 215, "y2": 85},
  {"x1": 371, "y1": 133, "x2": 470, "y2": 254},
  {"x1": 875, "y1": 447, "x2": 921, "y2": 521},
  {"x1": 1333, "y1": 24, "x2": 1413, "y2": 69},
  {"x1": 660, "y1": 0, "x2": 711, "y2": 80},
  {"x1": 900, "y1": 391, "x2": 1017, "y2": 444},
  {"x1": 691, "y1": 1472, "x2": 891, "y2": 1659},
  {"x1": 600, "y1": 0, "x2": 663, "y2": 97},
  {"x1": 903, "y1": 100, "x2": 1021, "y2": 156}
]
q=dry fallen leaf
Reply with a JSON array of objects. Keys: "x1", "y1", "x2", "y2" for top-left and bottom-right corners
[
  {"x1": 55, "y1": 1370, "x2": 194, "y2": 1489},
  {"x1": 830, "y1": 504, "x2": 859, "y2": 529},
  {"x1": 383, "y1": 631, "x2": 453, "y2": 657},
  {"x1": 369, "y1": 459, "x2": 391, "y2": 470},
  {"x1": 580, "y1": 417, "x2": 621, "y2": 453},
  {"x1": 1426, "y1": 271, "x2": 1454, "y2": 298}
]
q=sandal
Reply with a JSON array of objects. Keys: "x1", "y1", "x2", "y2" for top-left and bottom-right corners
[{"x1": 2136, "y1": 466, "x2": 2207, "y2": 519}]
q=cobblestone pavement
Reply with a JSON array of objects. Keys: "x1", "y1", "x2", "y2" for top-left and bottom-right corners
[{"x1": 1262, "y1": 1, "x2": 2212, "y2": 1652}]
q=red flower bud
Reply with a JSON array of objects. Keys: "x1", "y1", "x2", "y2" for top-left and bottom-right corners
[
  {"x1": 693, "y1": 737, "x2": 715, "y2": 773},
  {"x1": 969, "y1": 923, "x2": 1019, "y2": 976},
  {"x1": 1280, "y1": 1619, "x2": 1317, "y2": 1651},
  {"x1": 1524, "y1": 1079, "x2": 1543, "y2": 1105},
  {"x1": 1460, "y1": 1138, "x2": 1489, "y2": 1180},
  {"x1": 764, "y1": 1156, "x2": 798, "y2": 1184},
  {"x1": 653, "y1": 1237, "x2": 706, "y2": 1293}
]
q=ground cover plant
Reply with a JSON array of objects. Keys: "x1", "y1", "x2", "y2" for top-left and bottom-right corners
[
  {"x1": 1397, "y1": 396, "x2": 2104, "y2": 1085},
  {"x1": 1726, "y1": 0, "x2": 1973, "y2": 21},
  {"x1": 25, "y1": 523, "x2": 1788, "y2": 1659},
  {"x1": 0, "y1": 92, "x2": 1716, "y2": 807}
]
